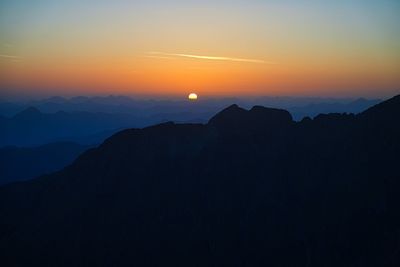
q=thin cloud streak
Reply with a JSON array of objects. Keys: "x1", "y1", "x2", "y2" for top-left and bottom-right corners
[
  {"x1": 147, "y1": 52, "x2": 275, "y2": 64},
  {"x1": 0, "y1": 54, "x2": 21, "y2": 59}
]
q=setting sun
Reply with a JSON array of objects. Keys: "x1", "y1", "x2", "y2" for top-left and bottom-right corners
[
  {"x1": 188, "y1": 93, "x2": 198, "y2": 100},
  {"x1": 0, "y1": 1, "x2": 399, "y2": 266}
]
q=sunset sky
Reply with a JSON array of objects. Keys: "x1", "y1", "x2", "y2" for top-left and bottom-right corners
[{"x1": 1, "y1": 0, "x2": 399, "y2": 98}]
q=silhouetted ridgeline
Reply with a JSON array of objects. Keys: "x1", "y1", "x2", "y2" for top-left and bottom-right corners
[
  {"x1": 0, "y1": 95, "x2": 380, "y2": 124},
  {"x1": 0, "y1": 95, "x2": 399, "y2": 266}
]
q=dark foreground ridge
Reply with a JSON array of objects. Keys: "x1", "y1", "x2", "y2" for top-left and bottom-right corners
[{"x1": 0, "y1": 95, "x2": 400, "y2": 266}]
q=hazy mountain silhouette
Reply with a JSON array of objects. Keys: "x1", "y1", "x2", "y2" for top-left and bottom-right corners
[
  {"x1": 0, "y1": 95, "x2": 399, "y2": 266},
  {"x1": 0, "y1": 142, "x2": 92, "y2": 185},
  {"x1": 0, "y1": 108, "x2": 145, "y2": 147},
  {"x1": 288, "y1": 97, "x2": 381, "y2": 120},
  {"x1": 0, "y1": 95, "x2": 379, "y2": 122}
]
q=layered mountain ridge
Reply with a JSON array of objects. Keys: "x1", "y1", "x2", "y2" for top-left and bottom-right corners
[{"x1": 0, "y1": 95, "x2": 399, "y2": 266}]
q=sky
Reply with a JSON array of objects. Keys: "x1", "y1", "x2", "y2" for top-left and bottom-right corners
[{"x1": 0, "y1": 0, "x2": 399, "y2": 99}]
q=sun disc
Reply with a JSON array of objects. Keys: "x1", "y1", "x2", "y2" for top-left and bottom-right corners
[{"x1": 188, "y1": 93, "x2": 198, "y2": 100}]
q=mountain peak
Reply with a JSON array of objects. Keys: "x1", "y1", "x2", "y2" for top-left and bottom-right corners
[
  {"x1": 224, "y1": 103, "x2": 240, "y2": 110},
  {"x1": 249, "y1": 105, "x2": 292, "y2": 121},
  {"x1": 208, "y1": 104, "x2": 293, "y2": 133},
  {"x1": 14, "y1": 106, "x2": 42, "y2": 118},
  {"x1": 207, "y1": 104, "x2": 249, "y2": 128}
]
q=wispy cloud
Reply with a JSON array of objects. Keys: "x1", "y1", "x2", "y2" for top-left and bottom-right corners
[
  {"x1": 0, "y1": 54, "x2": 21, "y2": 59},
  {"x1": 146, "y1": 52, "x2": 275, "y2": 64}
]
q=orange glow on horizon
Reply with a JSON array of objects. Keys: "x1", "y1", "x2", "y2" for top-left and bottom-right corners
[
  {"x1": 2, "y1": 52, "x2": 399, "y2": 98},
  {"x1": 1, "y1": 1, "x2": 399, "y2": 98}
]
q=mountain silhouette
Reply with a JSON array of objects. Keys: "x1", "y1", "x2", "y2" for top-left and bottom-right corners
[
  {"x1": 0, "y1": 95, "x2": 399, "y2": 266},
  {"x1": 0, "y1": 95, "x2": 380, "y2": 122},
  {"x1": 209, "y1": 104, "x2": 293, "y2": 132},
  {"x1": 0, "y1": 108, "x2": 145, "y2": 147},
  {"x1": 12, "y1": 106, "x2": 42, "y2": 119},
  {"x1": 0, "y1": 142, "x2": 92, "y2": 185}
]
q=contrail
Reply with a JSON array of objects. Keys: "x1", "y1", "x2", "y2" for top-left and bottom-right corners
[{"x1": 147, "y1": 52, "x2": 275, "y2": 64}]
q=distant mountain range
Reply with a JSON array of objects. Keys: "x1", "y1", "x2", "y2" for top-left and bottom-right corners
[
  {"x1": 0, "y1": 95, "x2": 381, "y2": 147},
  {"x1": 0, "y1": 142, "x2": 92, "y2": 185},
  {"x1": 0, "y1": 94, "x2": 380, "y2": 119},
  {"x1": 0, "y1": 107, "x2": 143, "y2": 147},
  {"x1": 0, "y1": 95, "x2": 399, "y2": 266}
]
